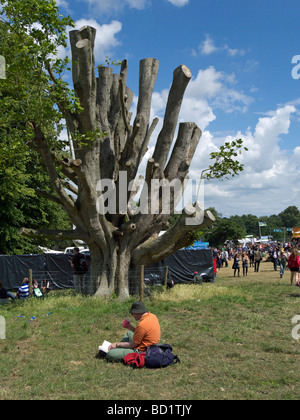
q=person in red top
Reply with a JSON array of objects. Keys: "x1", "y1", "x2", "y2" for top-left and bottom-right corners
[{"x1": 288, "y1": 248, "x2": 300, "y2": 285}]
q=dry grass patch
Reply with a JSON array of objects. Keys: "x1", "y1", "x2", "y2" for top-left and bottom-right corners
[{"x1": 152, "y1": 283, "x2": 250, "y2": 303}]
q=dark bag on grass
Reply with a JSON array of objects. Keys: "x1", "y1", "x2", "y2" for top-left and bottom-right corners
[{"x1": 145, "y1": 343, "x2": 180, "y2": 368}]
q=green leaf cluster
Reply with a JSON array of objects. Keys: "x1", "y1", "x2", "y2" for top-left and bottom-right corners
[{"x1": 204, "y1": 139, "x2": 248, "y2": 180}]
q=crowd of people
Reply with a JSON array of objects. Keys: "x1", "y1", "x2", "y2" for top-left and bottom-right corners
[{"x1": 213, "y1": 242, "x2": 300, "y2": 285}]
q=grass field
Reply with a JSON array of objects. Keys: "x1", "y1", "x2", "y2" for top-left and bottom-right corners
[{"x1": 0, "y1": 261, "x2": 300, "y2": 400}]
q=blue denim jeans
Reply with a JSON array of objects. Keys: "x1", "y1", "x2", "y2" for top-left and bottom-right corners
[{"x1": 280, "y1": 263, "x2": 286, "y2": 276}]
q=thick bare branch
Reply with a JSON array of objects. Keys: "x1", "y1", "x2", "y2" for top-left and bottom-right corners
[
  {"x1": 20, "y1": 227, "x2": 87, "y2": 242},
  {"x1": 119, "y1": 77, "x2": 131, "y2": 135},
  {"x1": 131, "y1": 204, "x2": 215, "y2": 265},
  {"x1": 36, "y1": 190, "x2": 62, "y2": 206},
  {"x1": 109, "y1": 60, "x2": 129, "y2": 132},
  {"x1": 69, "y1": 26, "x2": 97, "y2": 134},
  {"x1": 47, "y1": 64, "x2": 79, "y2": 135},
  {"x1": 120, "y1": 58, "x2": 159, "y2": 180},
  {"x1": 59, "y1": 178, "x2": 78, "y2": 196},
  {"x1": 165, "y1": 122, "x2": 202, "y2": 181},
  {"x1": 96, "y1": 66, "x2": 114, "y2": 133},
  {"x1": 152, "y1": 65, "x2": 192, "y2": 170},
  {"x1": 31, "y1": 123, "x2": 77, "y2": 214}
]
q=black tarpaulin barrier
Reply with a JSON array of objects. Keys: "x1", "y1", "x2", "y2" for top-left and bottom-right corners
[
  {"x1": 0, "y1": 248, "x2": 213, "y2": 290},
  {"x1": 0, "y1": 254, "x2": 82, "y2": 290},
  {"x1": 144, "y1": 248, "x2": 214, "y2": 284}
]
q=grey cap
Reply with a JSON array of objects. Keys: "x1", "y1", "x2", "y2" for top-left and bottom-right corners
[{"x1": 129, "y1": 301, "x2": 148, "y2": 314}]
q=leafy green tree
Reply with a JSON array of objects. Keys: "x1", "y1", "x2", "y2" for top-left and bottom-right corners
[
  {"x1": 240, "y1": 214, "x2": 258, "y2": 236},
  {"x1": 204, "y1": 218, "x2": 247, "y2": 247},
  {"x1": 278, "y1": 206, "x2": 300, "y2": 228},
  {"x1": 0, "y1": 8, "x2": 72, "y2": 254}
]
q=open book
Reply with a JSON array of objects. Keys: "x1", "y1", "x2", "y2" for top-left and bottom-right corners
[{"x1": 98, "y1": 340, "x2": 111, "y2": 353}]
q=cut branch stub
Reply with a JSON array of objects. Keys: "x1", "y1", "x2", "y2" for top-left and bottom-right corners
[
  {"x1": 120, "y1": 58, "x2": 159, "y2": 181},
  {"x1": 165, "y1": 122, "x2": 202, "y2": 181},
  {"x1": 152, "y1": 64, "x2": 192, "y2": 170},
  {"x1": 69, "y1": 26, "x2": 97, "y2": 134}
]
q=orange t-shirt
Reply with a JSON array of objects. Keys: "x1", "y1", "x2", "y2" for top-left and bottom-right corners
[{"x1": 133, "y1": 312, "x2": 161, "y2": 351}]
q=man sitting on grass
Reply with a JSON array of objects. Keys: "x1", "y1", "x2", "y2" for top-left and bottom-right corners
[
  {"x1": 0, "y1": 281, "x2": 16, "y2": 302},
  {"x1": 105, "y1": 301, "x2": 161, "y2": 363},
  {"x1": 16, "y1": 278, "x2": 30, "y2": 300}
]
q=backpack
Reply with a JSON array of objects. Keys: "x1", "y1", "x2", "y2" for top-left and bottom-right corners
[
  {"x1": 145, "y1": 344, "x2": 180, "y2": 369},
  {"x1": 123, "y1": 352, "x2": 146, "y2": 369},
  {"x1": 78, "y1": 257, "x2": 88, "y2": 273}
]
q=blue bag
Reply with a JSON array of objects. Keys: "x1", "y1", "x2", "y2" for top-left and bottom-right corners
[{"x1": 145, "y1": 343, "x2": 180, "y2": 368}]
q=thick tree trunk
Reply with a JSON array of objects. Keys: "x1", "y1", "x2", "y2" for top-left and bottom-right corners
[
  {"x1": 89, "y1": 241, "x2": 131, "y2": 299},
  {"x1": 88, "y1": 242, "x2": 116, "y2": 297}
]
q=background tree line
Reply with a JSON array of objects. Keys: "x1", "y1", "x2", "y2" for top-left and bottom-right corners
[{"x1": 198, "y1": 205, "x2": 300, "y2": 248}]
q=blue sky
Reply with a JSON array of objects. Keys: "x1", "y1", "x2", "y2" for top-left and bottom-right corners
[{"x1": 56, "y1": 0, "x2": 300, "y2": 217}]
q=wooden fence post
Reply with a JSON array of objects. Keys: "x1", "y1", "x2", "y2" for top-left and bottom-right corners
[
  {"x1": 140, "y1": 265, "x2": 144, "y2": 302},
  {"x1": 164, "y1": 266, "x2": 168, "y2": 290},
  {"x1": 29, "y1": 269, "x2": 33, "y2": 296}
]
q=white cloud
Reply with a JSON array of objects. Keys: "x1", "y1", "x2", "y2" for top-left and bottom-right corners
[
  {"x1": 55, "y1": 0, "x2": 69, "y2": 8},
  {"x1": 185, "y1": 66, "x2": 254, "y2": 114},
  {"x1": 228, "y1": 48, "x2": 245, "y2": 57},
  {"x1": 180, "y1": 98, "x2": 216, "y2": 130},
  {"x1": 81, "y1": 0, "x2": 148, "y2": 15},
  {"x1": 198, "y1": 35, "x2": 245, "y2": 57},
  {"x1": 187, "y1": 67, "x2": 223, "y2": 98},
  {"x1": 199, "y1": 36, "x2": 219, "y2": 55},
  {"x1": 167, "y1": 0, "x2": 189, "y2": 7},
  {"x1": 194, "y1": 104, "x2": 299, "y2": 216},
  {"x1": 126, "y1": 0, "x2": 149, "y2": 8}
]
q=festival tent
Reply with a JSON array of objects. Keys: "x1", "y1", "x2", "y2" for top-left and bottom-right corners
[
  {"x1": 185, "y1": 241, "x2": 210, "y2": 250},
  {"x1": 292, "y1": 227, "x2": 300, "y2": 238}
]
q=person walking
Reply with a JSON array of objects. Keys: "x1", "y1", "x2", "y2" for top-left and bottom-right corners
[
  {"x1": 242, "y1": 253, "x2": 249, "y2": 277},
  {"x1": 232, "y1": 253, "x2": 240, "y2": 277},
  {"x1": 249, "y1": 247, "x2": 254, "y2": 268},
  {"x1": 254, "y1": 247, "x2": 262, "y2": 272},
  {"x1": 279, "y1": 252, "x2": 287, "y2": 279},
  {"x1": 272, "y1": 247, "x2": 279, "y2": 271},
  {"x1": 288, "y1": 248, "x2": 300, "y2": 285}
]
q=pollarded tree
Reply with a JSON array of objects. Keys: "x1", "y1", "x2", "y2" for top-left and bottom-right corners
[{"x1": 2, "y1": 0, "x2": 218, "y2": 298}]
